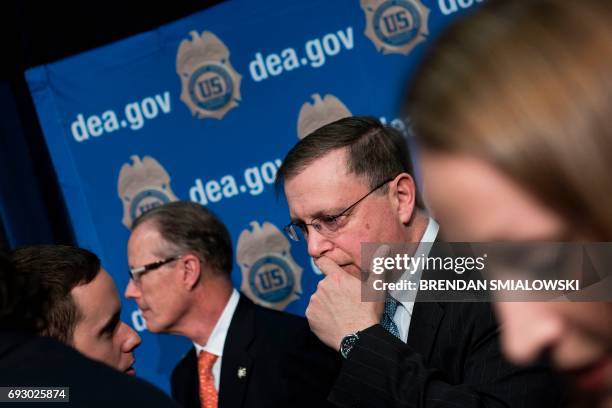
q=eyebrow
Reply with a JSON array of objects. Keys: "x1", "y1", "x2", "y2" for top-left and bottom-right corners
[
  {"x1": 99, "y1": 310, "x2": 121, "y2": 336},
  {"x1": 290, "y1": 208, "x2": 346, "y2": 224}
]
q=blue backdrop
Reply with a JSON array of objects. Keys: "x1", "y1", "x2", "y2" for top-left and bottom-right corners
[{"x1": 25, "y1": 0, "x2": 481, "y2": 392}]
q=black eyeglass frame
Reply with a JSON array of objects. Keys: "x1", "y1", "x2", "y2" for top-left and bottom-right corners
[
  {"x1": 283, "y1": 177, "x2": 395, "y2": 242},
  {"x1": 128, "y1": 255, "x2": 182, "y2": 281}
]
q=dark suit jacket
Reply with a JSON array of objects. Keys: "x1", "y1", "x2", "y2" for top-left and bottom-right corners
[
  {"x1": 171, "y1": 294, "x2": 339, "y2": 408},
  {"x1": 0, "y1": 331, "x2": 178, "y2": 408},
  {"x1": 328, "y1": 241, "x2": 565, "y2": 408}
]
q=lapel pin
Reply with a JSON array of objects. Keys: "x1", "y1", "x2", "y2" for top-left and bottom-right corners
[{"x1": 237, "y1": 367, "x2": 247, "y2": 379}]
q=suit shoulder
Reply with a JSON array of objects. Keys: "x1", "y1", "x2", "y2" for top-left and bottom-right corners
[
  {"x1": 249, "y1": 302, "x2": 312, "y2": 343},
  {"x1": 253, "y1": 302, "x2": 309, "y2": 328}
]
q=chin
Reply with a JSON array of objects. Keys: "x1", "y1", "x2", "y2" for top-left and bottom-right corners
[
  {"x1": 341, "y1": 264, "x2": 362, "y2": 279},
  {"x1": 146, "y1": 316, "x2": 176, "y2": 334},
  {"x1": 145, "y1": 322, "x2": 165, "y2": 333},
  {"x1": 141, "y1": 314, "x2": 159, "y2": 332}
]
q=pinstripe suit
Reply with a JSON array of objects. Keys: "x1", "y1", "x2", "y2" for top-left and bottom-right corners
[{"x1": 327, "y1": 243, "x2": 565, "y2": 407}]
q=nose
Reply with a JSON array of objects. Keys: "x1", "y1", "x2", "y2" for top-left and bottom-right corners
[
  {"x1": 120, "y1": 321, "x2": 142, "y2": 353},
  {"x1": 495, "y1": 302, "x2": 564, "y2": 365},
  {"x1": 306, "y1": 228, "x2": 334, "y2": 259},
  {"x1": 124, "y1": 279, "x2": 140, "y2": 300}
]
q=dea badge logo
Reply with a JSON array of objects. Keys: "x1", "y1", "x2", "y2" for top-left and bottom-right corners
[
  {"x1": 176, "y1": 31, "x2": 242, "y2": 120},
  {"x1": 237, "y1": 221, "x2": 303, "y2": 311},
  {"x1": 117, "y1": 155, "x2": 178, "y2": 229},
  {"x1": 361, "y1": 0, "x2": 429, "y2": 55},
  {"x1": 297, "y1": 94, "x2": 352, "y2": 139}
]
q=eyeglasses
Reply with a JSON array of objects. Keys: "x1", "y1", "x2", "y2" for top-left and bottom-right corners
[
  {"x1": 128, "y1": 255, "x2": 181, "y2": 283},
  {"x1": 284, "y1": 178, "x2": 394, "y2": 242}
]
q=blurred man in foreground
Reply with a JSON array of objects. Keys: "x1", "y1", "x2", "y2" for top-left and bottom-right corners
[{"x1": 12, "y1": 245, "x2": 140, "y2": 375}]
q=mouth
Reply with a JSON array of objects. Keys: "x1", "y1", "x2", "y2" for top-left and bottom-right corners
[
  {"x1": 339, "y1": 263, "x2": 356, "y2": 272},
  {"x1": 125, "y1": 361, "x2": 136, "y2": 376},
  {"x1": 569, "y1": 356, "x2": 612, "y2": 392},
  {"x1": 339, "y1": 263, "x2": 365, "y2": 278},
  {"x1": 337, "y1": 261, "x2": 356, "y2": 269}
]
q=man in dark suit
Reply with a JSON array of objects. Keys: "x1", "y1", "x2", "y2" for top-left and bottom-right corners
[
  {"x1": 171, "y1": 295, "x2": 337, "y2": 408},
  {"x1": 125, "y1": 201, "x2": 338, "y2": 408},
  {"x1": 0, "y1": 253, "x2": 178, "y2": 407},
  {"x1": 275, "y1": 116, "x2": 564, "y2": 407}
]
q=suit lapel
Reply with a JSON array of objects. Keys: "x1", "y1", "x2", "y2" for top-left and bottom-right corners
[
  {"x1": 406, "y1": 300, "x2": 444, "y2": 360},
  {"x1": 218, "y1": 296, "x2": 255, "y2": 408},
  {"x1": 406, "y1": 235, "x2": 446, "y2": 360}
]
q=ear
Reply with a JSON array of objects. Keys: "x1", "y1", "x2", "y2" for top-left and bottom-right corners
[
  {"x1": 390, "y1": 173, "x2": 416, "y2": 225},
  {"x1": 181, "y1": 254, "x2": 202, "y2": 290}
]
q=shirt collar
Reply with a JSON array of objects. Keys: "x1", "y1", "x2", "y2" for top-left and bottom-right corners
[
  {"x1": 194, "y1": 288, "x2": 240, "y2": 357},
  {"x1": 390, "y1": 217, "x2": 439, "y2": 310}
]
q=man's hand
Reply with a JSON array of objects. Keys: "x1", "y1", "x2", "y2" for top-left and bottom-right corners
[{"x1": 306, "y1": 256, "x2": 384, "y2": 350}]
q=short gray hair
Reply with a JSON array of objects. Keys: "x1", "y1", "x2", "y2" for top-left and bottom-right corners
[{"x1": 132, "y1": 201, "x2": 233, "y2": 276}]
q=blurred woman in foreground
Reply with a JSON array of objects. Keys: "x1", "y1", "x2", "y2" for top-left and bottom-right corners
[{"x1": 407, "y1": 0, "x2": 612, "y2": 406}]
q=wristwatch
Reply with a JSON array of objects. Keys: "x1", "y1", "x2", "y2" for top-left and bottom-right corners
[{"x1": 339, "y1": 332, "x2": 360, "y2": 359}]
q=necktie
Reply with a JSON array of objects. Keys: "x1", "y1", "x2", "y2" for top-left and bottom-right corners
[
  {"x1": 380, "y1": 297, "x2": 401, "y2": 339},
  {"x1": 198, "y1": 351, "x2": 218, "y2": 408}
]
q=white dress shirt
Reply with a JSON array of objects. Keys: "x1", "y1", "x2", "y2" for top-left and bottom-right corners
[
  {"x1": 193, "y1": 289, "x2": 240, "y2": 391},
  {"x1": 390, "y1": 217, "x2": 439, "y2": 342}
]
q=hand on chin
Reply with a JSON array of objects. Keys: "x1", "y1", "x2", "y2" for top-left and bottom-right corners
[{"x1": 306, "y1": 256, "x2": 383, "y2": 350}]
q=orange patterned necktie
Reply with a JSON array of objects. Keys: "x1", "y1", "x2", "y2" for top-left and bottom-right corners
[{"x1": 198, "y1": 351, "x2": 218, "y2": 408}]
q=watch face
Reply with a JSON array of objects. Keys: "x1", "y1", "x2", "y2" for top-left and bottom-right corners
[{"x1": 340, "y1": 333, "x2": 359, "y2": 359}]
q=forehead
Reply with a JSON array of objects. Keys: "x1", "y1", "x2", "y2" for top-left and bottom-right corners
[
  {"x1": 283, "y1": 149, "x2": 369, "y2": 218},
  {"x1": 128, "y1": 222, "x2": 166, "y2": 261},
  {"x1": 420, "y1": 152, "x2": 565, "y2": 240},
  {"x1": 71, "y1": 268, "x2": 120, "y2": 326}
]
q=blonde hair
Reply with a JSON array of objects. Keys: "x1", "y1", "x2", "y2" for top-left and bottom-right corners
[{"x1": 407, "y1": 0, "x2": 612, "y2": 239}]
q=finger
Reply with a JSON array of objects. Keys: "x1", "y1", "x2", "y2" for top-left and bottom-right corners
[
  {"x1": 310, "y1": 273, "x2": 342, "y2": 303},
  {"x1": 315, "y1": 256, "x2": 343, "y2": 276}
]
